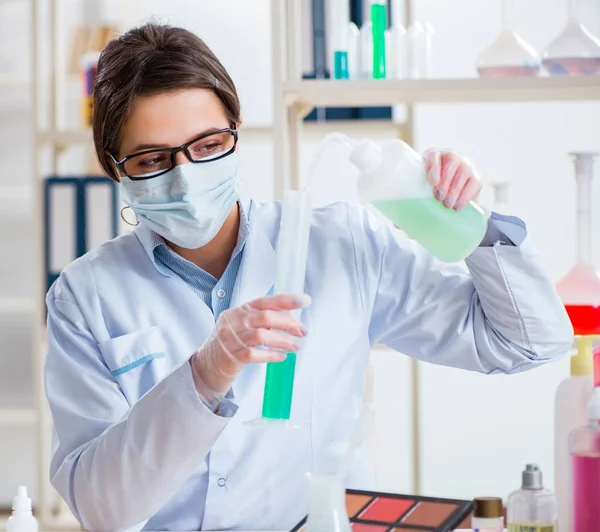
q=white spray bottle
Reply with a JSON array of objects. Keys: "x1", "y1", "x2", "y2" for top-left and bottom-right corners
[{"x1": 7, "y1": 486, "x2": 38, "y2": 532}]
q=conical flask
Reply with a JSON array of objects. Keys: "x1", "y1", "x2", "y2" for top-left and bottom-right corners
[
  {"x1": 477, "y1": 0, "x2": 541, "y2": 77},
  {"x1": 542, "y1": 0, "x2": 600, "y2": 75}
]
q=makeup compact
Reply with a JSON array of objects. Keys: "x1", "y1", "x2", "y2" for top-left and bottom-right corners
[{"x1": 291, "y1": 488, "x2": 475, "y2": 532}]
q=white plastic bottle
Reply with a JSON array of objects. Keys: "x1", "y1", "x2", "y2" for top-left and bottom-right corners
[
  {"x1": 359, "y1": 21, "x2": 373, "y2": 79},
  {"x1": 387, "y1": 0, "x2": 407, "y2": 79},
  {"x1": 7, "y1": 486, "x2": 38, "y2": 532},
  {"x1": 555, "y1": 337, "x2": 593, "y2": 532},
  {"x1": 348, "y1": 138, "x2": 488, "y2": 262}
]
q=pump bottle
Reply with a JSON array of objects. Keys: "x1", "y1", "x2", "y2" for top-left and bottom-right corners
[
  {"x1": 507, "y1": 464, "x2": 557, "y2": 531},
  {"x1": 7, "y1": 486, "x2": 38, "y2": 532},
  {"x1": 554, "y1": 338, "x2": 593, "y2": 532},
  {"x1": 568, "y1": 347, "x2": 600, "y2": 532}
]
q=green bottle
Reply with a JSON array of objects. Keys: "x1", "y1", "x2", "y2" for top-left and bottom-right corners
[{"x1": 349, "y1": 139, "x2": 488, "y2": 262}]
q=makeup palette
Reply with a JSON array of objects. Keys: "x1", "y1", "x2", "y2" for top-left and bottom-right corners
[{"x1": 291, "y1": 489, "x2": 475, "y2": 532}]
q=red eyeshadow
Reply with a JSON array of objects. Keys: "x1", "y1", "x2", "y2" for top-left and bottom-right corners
[
  {"x1": 359, "y1": 497, "x2": 415, "y2": 522},
  {"x1": 351, "y1": 523, "x2": 389, "y2": 531}
]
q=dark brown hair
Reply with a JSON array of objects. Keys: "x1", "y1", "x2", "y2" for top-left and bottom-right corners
[{"x1": 93, "y1": 23, "x2": 241, "y2": 181}]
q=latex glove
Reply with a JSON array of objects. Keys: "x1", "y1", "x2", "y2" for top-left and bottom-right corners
[
  {"x1": 190, "y1": 293, "x2": 311, "y2": 403},
  {"x1": 424, "y1": 149, "x2": 482, "y2": 211}
]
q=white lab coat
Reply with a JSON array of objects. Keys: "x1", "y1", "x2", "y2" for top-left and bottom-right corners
[{"x1": 45, "y1": 200, "x2": 572, "y2": 532}]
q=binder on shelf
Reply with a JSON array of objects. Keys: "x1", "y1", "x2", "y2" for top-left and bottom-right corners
[{"x1": 43, "y1": 176, "x2": 119, "y2": 293}]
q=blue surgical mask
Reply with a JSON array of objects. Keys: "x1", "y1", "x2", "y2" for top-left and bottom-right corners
[{"x1": 120, "y1": 153, "x2": 239, "y2": 249}]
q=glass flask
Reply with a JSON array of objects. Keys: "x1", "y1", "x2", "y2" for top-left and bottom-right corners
[
  {"x1": 477, "y1": 0, "x2": 541, "y2": 78},
  {"x1": 305, "y1": 475, "x2": 351, "y2": 532},
  {"x1": 506, "y1": 464, "x2": 557, "y2": 532},
  {"x1": 556, "y1": 153, "x2": 600, "y2": 335},
  {"x1": 542, "y1": 0, "x2": 600, "y2": 76}
]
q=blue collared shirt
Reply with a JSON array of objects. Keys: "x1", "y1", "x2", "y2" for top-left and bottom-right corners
[{"x1": 138, "y1": 201, "x2": 250, "y2": 319}]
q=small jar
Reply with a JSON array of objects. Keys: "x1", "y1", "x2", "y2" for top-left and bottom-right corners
[{"x1": 472, "y1": 497, "x2": 504, "y2": 532}]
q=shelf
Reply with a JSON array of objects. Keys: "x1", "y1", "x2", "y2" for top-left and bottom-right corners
[
  {"x1": 0, "y1": 185, "x2": 31, "y2": 202},
  {"x1": 283, "y1": 76, "x2": 600, "y2": 107},
  {"x1": 37, "y1": 129, "x2": 93, "y2": 146},
  {"x1": 0, "y1": 408, "x2": 36, "y2": 427},
  {"x1": 36, "y1": 121, "x2": 406, "y2": 147},
  {"x1": 0, "y1": 297, "x2": 34, "y2": 314},
  {"x1": 0, "y1": 75, "x2": 30, "y2": 90}
]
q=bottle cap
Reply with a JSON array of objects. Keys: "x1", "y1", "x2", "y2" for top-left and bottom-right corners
[
  {"x1": 349, "y1": 139, "x2": 383, "y2": 174},
  {"x1": 12, "y1": 485, "x2": 32, "y2": 513},
  {"x1": 571, "y1": 337, "x2": 594, "y2": 377},
  {"x1": 473, "y1": 497, "x2": 503, "y2": 518},
  {"x1": 522, "y1": 464, "x2": 543, "y2": 490}
]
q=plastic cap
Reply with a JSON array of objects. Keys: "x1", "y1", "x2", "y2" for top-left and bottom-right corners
[
  {"x1": 473, "y1": 497, "x2": 503, "y2": 518},
  {"x1": 12, "y1": 485, "x2": 32, "y2": 513},
  {"x1": 349, "y1": 139, "x2": 383, "y2": 174},
  {"x1": 522, "y1": 464, "x2": 543, "y2": 490},
  {"x1": 572, "y1": 337, "x2": 594, "y2": 377}
]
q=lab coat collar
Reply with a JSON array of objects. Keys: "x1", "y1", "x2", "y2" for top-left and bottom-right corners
[{"x1": 229, "y1": 199, "x2": 277, "y2": 307}]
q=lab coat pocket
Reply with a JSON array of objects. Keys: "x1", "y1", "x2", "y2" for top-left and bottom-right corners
[{"x1": 99, "y1": 326, "x2": 171, "y2": 404}]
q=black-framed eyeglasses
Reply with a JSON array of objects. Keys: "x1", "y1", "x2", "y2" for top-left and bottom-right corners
[{"x1": 111, "y1": 128, "x2": 238, "y2": 180}]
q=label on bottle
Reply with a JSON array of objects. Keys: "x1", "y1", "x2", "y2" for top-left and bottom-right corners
[{"x1": 507, "y1": 524, "x2": 556, "y2": 532}]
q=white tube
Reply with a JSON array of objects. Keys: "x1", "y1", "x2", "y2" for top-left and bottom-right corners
[
  {"x1": 571, "y1": 152, "x2": 597, "y2": 266},
  {"x1": 304, "y1": 133, "x2": 357, "y2": 194},
  {"x1": 276, "y1": 190, "x2": 313, "y2": 318}
]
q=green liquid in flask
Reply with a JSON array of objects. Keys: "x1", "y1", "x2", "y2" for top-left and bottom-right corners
[
  {"x1": 261, "y1": 352, "x2": 297, "y2": 420},
  {"x1": 373, "y1": 197, "x2": 487, "y2": 262},
  {"x1": 371, "y1": 3, "x2": 387, "y2": 79}
]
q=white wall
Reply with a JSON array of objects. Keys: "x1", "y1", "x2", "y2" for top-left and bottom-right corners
[{"x1": 0, "y1": 0, "x2": 599, "y2": 509}]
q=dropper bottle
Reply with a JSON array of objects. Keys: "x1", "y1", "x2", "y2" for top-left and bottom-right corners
[{"x1": 7, "y1": 486, "x2": 38, "y2": 532}]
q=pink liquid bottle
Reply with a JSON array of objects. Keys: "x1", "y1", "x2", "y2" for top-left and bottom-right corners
[{"x1": 569, "y1": 347, "x2": 600, "y2": 532}]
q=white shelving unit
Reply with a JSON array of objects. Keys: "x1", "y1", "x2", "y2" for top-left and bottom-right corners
[
  {"x1": 30, "y1": 0, "x2": 79, "y2": 527},
  {"x1": 269, "y1": 0, "x2": 600, "y2": 496}
]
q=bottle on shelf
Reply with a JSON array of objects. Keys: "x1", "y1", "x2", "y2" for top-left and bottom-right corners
[
  {"x1": 542, "y1": 0, "x2": 600, "y2": 76},
  {"x1": 370, "y1": 0, "x2": 387, "y2": 79},
  {"x1": 359, "y1": 20, "x2": 373, "y2": 79},
  {"x1": 331, "y1": 0, "x2": 359, "y2": 80},
  {"x1": 387, "y1": 0, "x2": 407, "y2": 79},
  {"x1": 476, "y1": 0, "x2": 541, "y2": 78},
  {"x1": 507, "y1": 464, "x2": 557, "y2": 532},
  {"x1": 407, "y1": 21, "x2": 434, "y2": 79}
]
